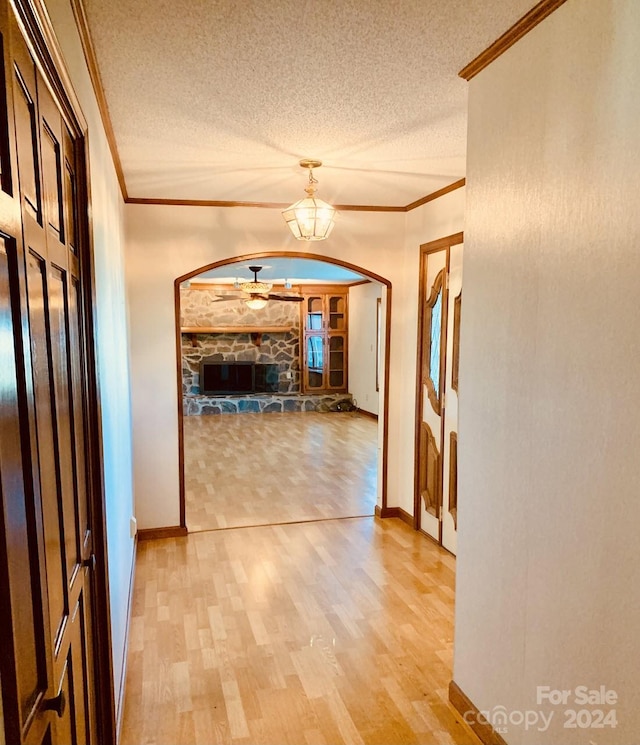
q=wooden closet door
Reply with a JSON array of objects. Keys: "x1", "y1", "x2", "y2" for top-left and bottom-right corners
[{"x1": 8, "y1": 14, "x2": 96, "y2": 745}]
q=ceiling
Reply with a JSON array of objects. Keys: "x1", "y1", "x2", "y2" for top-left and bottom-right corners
[
  {"x1": 186, "y1": 257, "x2": 366, "y2": 285},
  {"x1": 81, "y1": 0, "x2": 537, "y2": 206}
]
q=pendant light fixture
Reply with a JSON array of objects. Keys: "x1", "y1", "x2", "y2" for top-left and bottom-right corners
[{"x1": 282, "y1": 159, "x2": 337, "y2": 241}]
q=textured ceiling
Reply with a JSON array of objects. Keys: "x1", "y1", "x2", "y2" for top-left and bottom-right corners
[{"x1": 81, "y1": 0, "x2": 537, "y2": 205}]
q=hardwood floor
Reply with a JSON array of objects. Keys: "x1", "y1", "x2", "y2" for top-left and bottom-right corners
[
  {"x1": 185, "y1": 412, "x2": 378, "y2": 531},
  {"x1": 120, "y1": 517, "x2": 478, "y2": 745}
]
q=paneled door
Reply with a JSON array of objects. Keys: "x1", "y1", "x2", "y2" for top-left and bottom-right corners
[
  {"x1": 415, "y1": 234, "x2": 463, "y2": 554},
  {"x1": 0, "y1": 6, "x2": 101, "y2": 744}
]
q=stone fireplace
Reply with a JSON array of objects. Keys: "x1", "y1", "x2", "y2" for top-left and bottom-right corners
[{"x1": 180, "y1": 285, "x2": 353, "y2": 415}]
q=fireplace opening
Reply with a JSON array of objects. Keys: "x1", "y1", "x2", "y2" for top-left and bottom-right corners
[{"x1": 200, "y1": 361, "x2": 279, "y2": 395}]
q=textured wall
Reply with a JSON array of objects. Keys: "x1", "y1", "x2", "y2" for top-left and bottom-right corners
[{"x1": 455, "y1": 1, "x2": 640, "y2": 742}]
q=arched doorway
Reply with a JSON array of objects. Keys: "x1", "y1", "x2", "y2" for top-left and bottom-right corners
[{"x1": 174, "y1": 251, "x2": 392, "y2": 530}]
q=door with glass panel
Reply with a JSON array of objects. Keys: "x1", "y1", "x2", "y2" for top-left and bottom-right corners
[
  {"x1": 302, "y1": 291, "x2": 348, "y2": 392},
  {"x1": 415, "y1": 234, "x2": 463, "y2": 554}
]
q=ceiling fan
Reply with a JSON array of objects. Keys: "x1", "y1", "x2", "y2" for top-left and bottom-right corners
[{"x1": 212, "y1": 265, "x2": 304, "y2": 309}]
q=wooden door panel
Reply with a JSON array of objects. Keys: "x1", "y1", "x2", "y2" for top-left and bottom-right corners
[
  {"x1": 47, "y1": 266, "x2": 81, "y2": 585},
  {"x1": 68, "y1": 277, "x2": 89, "y2": 553},
  {"x1": 67, "y1": 596, "x2": 89, "y2": 745},
  {"x1": 0, "y1": 236, "x2": 49, "y2": 740},
  {"x1": 0, "y1": 31, "x2": 13, "y2": 195},
  {"x1": 11, "y1": 52, "x2": 40, "y2": 224},
  {"x1": 40, "y1": 121, "x2": 63, "y2": 243},
  {"x1": 62, "y1": 127, "x2": 77, "y2": 256},
  {"x1": 25, "y1": 250, "x2": 68, "y2": 653}
]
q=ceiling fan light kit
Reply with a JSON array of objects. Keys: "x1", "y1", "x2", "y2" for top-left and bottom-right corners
[
  {"x1": 219, "y1": 266, "x2": 305, "y2": 310},
  {"x1": 244, "y1": 297, "x2": 269, "y2": 310},
  {"x1": 282, "y1": 159, "x2": 337, "y2": 241}
]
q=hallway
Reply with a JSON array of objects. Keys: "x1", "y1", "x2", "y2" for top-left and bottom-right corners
[{"x1": 120, "y1": 517, "x2": 477, "y2": 744}]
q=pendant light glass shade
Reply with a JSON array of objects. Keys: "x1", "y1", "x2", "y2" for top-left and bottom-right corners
[{"x1": 283, "y1": 160, "x2": 337, "y2": 241}]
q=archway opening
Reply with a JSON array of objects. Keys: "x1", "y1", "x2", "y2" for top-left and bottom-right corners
[{"x1": 174, "y1": 251, "x2": 392, "y2": 531}]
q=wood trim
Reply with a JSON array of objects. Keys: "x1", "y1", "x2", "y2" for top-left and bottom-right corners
[
  {"x1": 177, "y1": 251, "x2": 392, "y2": 293},
  {"x1": 375, "y1": 505, "x2": 414, "y2": 528},
  {"x1": 357, "y1": 408, "x2": 378, "y2": 421},
  {"x1": 459, "y1": 0, "x2": 569, "y2": 81},
  {"x1": 181, "y1": 325, "x2": 293, "y2": 334},
  {"x1": 452, "y1": 292, "x2": 462, "y2": 393},
  {"x1": 126, "y1": 196, "x2": 405, "y2": 211},
  {"x1": 420, "y1": 231, "x2": 464, "y2": 255},
  {"x1": 125, "y1": 179, "x2": 465, "y2": 213},
  {"x1": 175, "y1": 250, "x2": 393, "y2": 528},
  {"x1": 68, "y1": 0, "x2": 128, "y2": 198},
  {"x1": 137, "y1": 526, "x2": 188, "y2": 541},
  {"x1": 449, "y1": 681, "x2": 508, "y2": 745},
  {"x1": 448, "y1": 431, "x2": 458, "y2": 530},
  {"x1": 381, "y1": 285, "x2": 391, "y2": 512},
  {"x1": 115, "y1": 535, "x2": 137, "y2": 742},
  {"x1": 175, "y1": 281, "x2": 187, "y2": 532},
  {"x1": 404, "y1": 178, "x2": 465, "y2": 211}
]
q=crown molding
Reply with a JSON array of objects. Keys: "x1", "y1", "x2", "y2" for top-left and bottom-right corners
[
  {"x1": 125, "y1": 178, "x2": 465, "y2": 213},
  {"x1": 459, "y1": 0, "x2": 568, "y2": 81},
  {"x1": 405, "y1": 178, "x2": 466, "y2": 211},
  {"x1": 69, "y1": 0, "x2": 128, "y2": 198}
]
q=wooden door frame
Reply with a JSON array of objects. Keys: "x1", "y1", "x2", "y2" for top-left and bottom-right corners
[
  {"x1": 414, "y1": 232, "x2": 463, "y2": 538},
  {"x1": 8, "y1": 1, "x2": 117, "y2": 742},
  {"x1": 174, "y1": 251, "x2": 393, "y2": 528}
]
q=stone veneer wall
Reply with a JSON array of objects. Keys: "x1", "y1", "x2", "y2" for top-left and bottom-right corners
[
  {"x1": 181, "y1": 287, "x2": 301, "y2": 397},
  {"x1": 184, "y1": 392, "x2": 354, "y2": 416}
]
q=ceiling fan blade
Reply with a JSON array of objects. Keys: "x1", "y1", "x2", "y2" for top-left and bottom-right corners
[
  {"x1": 268, "y1": 294, "x2": 304, "y2": 302},
  {"x1": 209, "y1": 294, "x2": 244, "y2": 302}
]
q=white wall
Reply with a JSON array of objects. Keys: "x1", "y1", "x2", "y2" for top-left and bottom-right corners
[
  {"x1": 394, "y1": 188, "x2": 466, "y2": 516},
  {"x1": 348, "y1": 282, "x2": 382, "y2": 416},
  {"x1": 454, "y1": 1, "x2": 640, "y2": 742},
  {"x1": 46, "y1": 0, "x2": 135, "y2": 721},
  {"x1": 125, "y1": 192, "x2": 465, "y2": 528},
  {"x1": 125, "y1": 205, "x2": 407, "y2": 525}
]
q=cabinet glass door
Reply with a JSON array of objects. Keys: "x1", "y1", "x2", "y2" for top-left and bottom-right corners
[
  {"x1": 328, "y1": 295, "x2": 346, "y2": 330},
  {"x1": 328, "y1": 335, "x2": 345, "y2": 388},
  {"x1": 306, "y1": 297, "x2": 323, "y2": 330},
  {"x1": 306, "y1": 335, "x2": 324, "y2": 389}
]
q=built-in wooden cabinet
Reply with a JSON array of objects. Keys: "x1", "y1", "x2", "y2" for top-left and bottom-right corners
[{"x1": 302, "y1": 290, "x2": 348, "y2": 392}]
